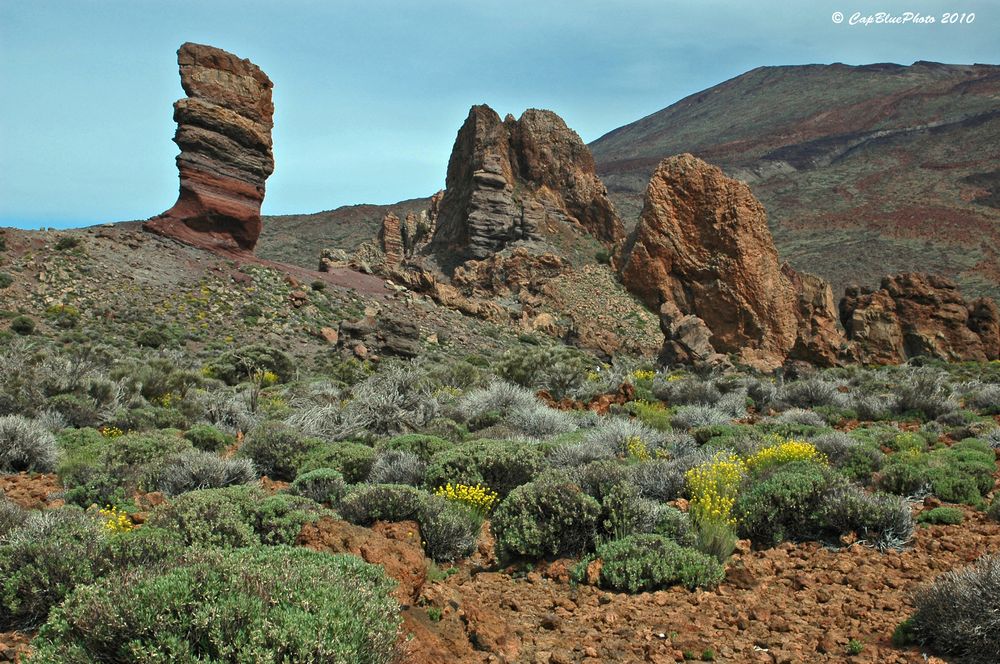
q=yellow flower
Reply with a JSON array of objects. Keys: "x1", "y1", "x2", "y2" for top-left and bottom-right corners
[
  {"x1": 434, "y1": 482, "x2": 498, "y2": 516},
  {"x1": 685, "y1": 451, "x2": 746, "y2": 528},
  {"x1": 745, "y1": 439, "x2": 826, "y2": 473},
  {"x1": 98, "y1": 505, "x2": 134, "y2": 533}
]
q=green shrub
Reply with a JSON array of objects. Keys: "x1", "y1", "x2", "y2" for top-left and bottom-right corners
[
  {"x1": 0, "y1": 498, "x2": 26, "y2": 537},
  {"x1": 495, "y1": 345, "x2": 590, "y2": 400},
  {"x1": 879, "y1": 443, "x2": 993, "y2": 505},
  {"x1": 149, "y1": 485, "x2": 324, "y2": 548},
  {"x1": 377, "y1": 433, "x2": 452, "y2": 462},
  {"x1": 0, "y1": 415, "x2": 58, "y2": 473},
  {"x1": 183, "y1": 423, "x2": 233, "y2": 453},
  {"x1": 652, "y1": 505, "x2": 696, "y2": 546},
  {"x1": 28, "y1": 547, "x2": 401, "y2": 664},
  {"x1": 0, "y1": 510, "x2": 181, "y2": 631},
  {"x1": 10, "y1": 316, "x2": 35, "y2": 336},
  {"x1": 287, "y1": 468, "x2": 347, "y2": 505},
  {"x1": 237, "y1": 421, "x2": 320, "y2": 481},
  {"x1": 917, "y1": 507, "x2": 964, "y2": 525},
  {"x1": 905, "y1": 554, "x2": 1000, "y2": 663},
  {"x1": 148, "y1": 448, "x2": 257, "y2": 497},
  {"x1": 419, "y1": 495, "x2": 481, "y2": 562},
  {"x1": 988, "y1": 496, "x2": 1000, "y2": 523},
  {"x1": 54, "y1": 236, "x2": 79, "y2": 251},
  {"x1": 298, "y1": 440, "x2": 376, "y2": 483},
  {"x1": 0, "y1": 273, "x2": 13, "y2": 289},
  {"x1": 206, "y1": 344, "x2": 295, "y2": 385},
  {"x1": 598, "y1": 481, "x2": 661, "y2": 541},
  {"x1": 734, "y1": 461, "x2": 831, "y2": 547},
  {"x1": 339, "y1": 484, "x2": 427, "y2": 526},
  {"x1": 44, "y1": 393, "x2": 99, "y2": 428},
  {"x1": 819, "y1": 484, "x2": 913, "y2": 548},
  {"x1": 572, "y1": 535, "x2": 724, "y2": 592},
  {"x1": 425, "y1": 439, "x2": 543, "y2": 497},
  {"x1": 492, "y1": 477, "x2": 600, "y2": 561}
]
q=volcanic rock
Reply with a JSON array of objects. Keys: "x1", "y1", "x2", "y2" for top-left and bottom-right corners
[
  {"x1": 619, "y1": 154, "x2": 800, "y2": 370},
  {"x1": 145, "y1": 42, "x2": 274, "y2": 253},
  {"x1": 841, "y1": 273, "x2": 999, "y2": 363},
  {"x1": 783, "y1": 264, "x2": 856, "y2": 366},
  {"x1": 451, "y1": 248, "x2": 568, "y2": 297},
  {"x1": 430, "y1": 105, "x2": 623, "y2": 268}
]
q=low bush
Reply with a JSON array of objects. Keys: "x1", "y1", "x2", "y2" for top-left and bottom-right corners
[
  {"x1": 367, "y1": 449, "x2": 426, "y2": 486},
  {"x1": 0, "y1": 415, "x2": 58, "y2": 472},
  {"x1": 630, "y1": 459, "x2": 687, "y2": 502},
  {"x1": 599, "y1": 482, "x2": 661, "y2": 541},
  {"x1": 734, "y1": 461, "x2": 831, "y2": 546},
  {"x1": 10, "y1": 316, "x2": 35, "y2": 336},
  {"x1": 573, "y1": 535, "x2": 724, "y2": 592},
  {"x1": 377, "y1": 433, "x2": 452, "y2": 461},
  {"x1": 0, "y1": 497, "x2": 26, "y2": 537},
  {"x1": 584, "y1": 417, "x2": 663, "y2": 457},
  {"x1": 298, "y1": 440, "x2": 376, "y2": 483},
  {"x1": 148, "y1": 448, "x2": 257, "y2": 496},
  {"x1": 425, "y1": 439, "x2": 543, "y2": 497},
  {"x1": 183, "y1": 423, "x2": 233, "y2": 453},
  {"x1": 287, "y1": 468, "x2": 347, "y2": 505},
  {"x1": 339, "y1": 484, "x2": 427, "y2": 526},
  {"x1": 28, "y1": 547, "x2": 401, "y2": 664},
  {"x1": 506, "y1": 402, "x2": 579, "y2": 437},
  {"x1": 877, "y1": 442, "x2": 994, "y2": 504},
  {"x1": 494, "y1": 344, "x2": 590, "y2": 400},
  {"x1": 237, "y1": 421, "x2": 320, "y2": 481},
  {"x1": 206, "y1": 344, "x2": 295, "y2": 385},
  {"x1": 818, "y1": 483, "x2": 913, "y2": 549},
  {"x1": 917, "y1": 507, "x2": 964, "y2": 525},
  {"x1": 492, "y1": 476, "x2": 600, "y2": 561},
  {"x1": 988, "y1": 496, "x2": 1000, "y2": 523},
  {"x1": 895, "y1": 368, "x2": 958, "y2": 420},
  {"x1": 670, "y1": 405, "x2": 731, "y2": 430},
  {"x1": 905, "y1": 554, "x2": 1000, "y2": 663},
  {"x1": 419, "y1": 495, "x2": 481, "y2": 562},
  {"x1": 148, "y1": 485, "x2": 324, "y2": 548}
]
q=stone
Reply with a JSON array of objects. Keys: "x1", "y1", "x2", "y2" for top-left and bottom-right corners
[
  {"x1": 619, "y1": 154, "x2": 799, "y2": 371},
  {"x1": 783, "y1": 264, "x2": 855, "y2": 366},
  {"x1": 145, "y1": 43, "x2": 274, "y2": 253},
  {"x1": 840, "y1": 273, "x2": 998, "y2": 363},
  {"x1": 431, "y1": 105, "x2": 623, "y2": 268}
]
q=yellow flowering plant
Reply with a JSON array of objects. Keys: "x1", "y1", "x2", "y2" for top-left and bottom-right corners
[
  {"x1": 434, "y1": 483, "x2": 498, "y2": 518},
  {"x1": 99, "y1": 425, "x2": 124, "y2": 439},
  {"x1": 98, "y1": 505, "x2": 134, "y2": 533},
  {"x1": 685, "y1": 451, "x2": 746, "y2": 528},
  {"x1": 625, "y1": 436, "x2": 651, "y2": 462},
  {"x1": 745, "y1": 439, "x2": 827, "y2": 474},
  {"x1": 632, "y1": 369, "x2": 656, "y2": 382}
]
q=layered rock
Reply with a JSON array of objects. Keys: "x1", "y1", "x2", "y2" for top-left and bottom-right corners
[
  {"x1": 145, "y1": 43, "x2": 274, "y2": 252},
  {"x1": 841, "y1": 274, "x2": 999, "y2": 363},
  {"x1": 783, "y1": 265, "x2": 857, "y2": 366},
  {"x1": 430, "y1": 105, "x2": 623, "y2": 268}
]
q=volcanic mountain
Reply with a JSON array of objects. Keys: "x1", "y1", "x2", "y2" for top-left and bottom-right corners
[{"x1": 589, "y1": 61, "x2": 1000, "y2": 301}]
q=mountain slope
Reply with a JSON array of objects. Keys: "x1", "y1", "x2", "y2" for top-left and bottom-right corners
[{"x1": 590, "y1": 61, "x2": 1000, "y2": 300}]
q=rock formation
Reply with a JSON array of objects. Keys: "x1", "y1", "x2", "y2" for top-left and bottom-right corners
[
  {"x1": 783, "y1": 265, "x2": 857, "y2": 366},
  {"x1": 840, "y1": 274, "x2": 999, "y2": 364},
  {"x1": 145, "y1": 43, "x2": 274, "y2": 252},
  {"x1": 430, "y1": 105, "x2": 623, "y2": 268}
]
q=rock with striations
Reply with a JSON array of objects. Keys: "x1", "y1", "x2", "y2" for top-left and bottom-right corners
[
  {"x1": 430, "y1": 105, "x2": 624, "y2": 269},
  {"x1": 841, "y1": 273, "x2": 999, "y2": 363},
  {"x1": 145, "y1": 42, "x2": 274, "y2": 253},
  {"x1": 783, "y1": 265, "x2": 857, "y2": 367},
  {"x1": 619, "y1": 154, "x2": 805, "y2": 371}
]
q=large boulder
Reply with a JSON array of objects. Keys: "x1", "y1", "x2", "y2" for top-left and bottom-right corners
[
  {"x1": 841, "y1": 273, "x2": 999, "y2": 363},
  {"x1": 619, "y1": 154, "x2": 804, "y2": 371},
  {"x1": 145, "y1": 43, "x2": 274, "y2": 252},
  {"x1": 430, "y1": 105, "x2": 623, "y2": 268}
]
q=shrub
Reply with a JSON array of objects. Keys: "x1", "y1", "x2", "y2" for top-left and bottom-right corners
[
  {"x1": 599, "y1": 482, "x2": 661, "y2": 541},
  {"x1": 584, "y1": 417, "x2": 664, "y2": 457},
  {"x1": 734, "y1": 461, "x2": 832, "y2": 546},
  {"x1": 988, "y1": 496, "x2": 1000, "y2": 523},
  {"x1": 810, "y1": 431, "x2": 859, "y2": 466},
  {"x1": 572, "y1": 460, "x2": 632, "y2": 503},
  {"x1": 237, "y1": 421, "x2": 320, "y2": 481},
  {"x1": 149, "y1": 485, "x2": 323, "y2": 548},
  {"x1": 10, "y1": 316, "x2": 34, "y2": 336},
  {"x1": 548, "y1": 440, "x2": 616, "y2": 468},
  {"x1": 686, "y1": 451, "x2": 745, "y2": 561},
  {"x1": 206, "y1": 344, "x2": 295, "y2": 385},
  {"x1": 425, "y1": 439, "x2": 543, "y2": 497},
  {"x1": 495, "y1": 345, "x2": 590, "y2": 400},
  {"x1": 630, "y1": 459, "x2": 687, "y2": 502},
  {"x1": 149, "y1": 448, "x2": 257, "y2": 496},
  {"x1": 54, "y1": 236, "x2": 79, "y2": 250},
  {"x1": 819, "y1": 483, "x2": 913, "y2": 549},
  {"x1": 0, "y1": 273, "x2": 12, "y2": 290},
  {"x1": 459, "y1": 381, "x2": 538, "y2": 424},
  {"x1": 772, "y1": 408, "x2": 828, "y2": 428},
  {"x1": 339, "y1": 364, "x2": 440, "y2": 436},
  {"x1": 917, "y1": 507, "x2": 964, "y2": 525},
  {"x1": 377, "y1": 433, "x2": 451, "y2": 461},
  {"x1": 298, "y1": 441, "x2": 376, "y2": 483},
  {"x1": 905, "y1": 554, "x2": 1000, "y2": 663},
  {"x1": 651, "y1": 505, "x2": 696, "y2": 546},
  {"x1": 653, "y1": 376, "x2": 721, "y2": 406},
  {"x1": 670, "y1": 405, "x2": 730, "y2": 430},
  {"x1": 419, "y1": 495, "x2": 481, "y2": 562},
  {"x1": 879, "y1": 444, "x2": 994, "y2": 505},
  {"x1": 367, "y1": 449, "x2": 426, "y2": 486},
  {"x1": 849, "y1": 391, "x2": 897, "y2": 421},
  {"x1": 0, "y1": 497, "x2": 26, "y2": 537},
  {"x1": 573, "y1": 535, "x2": 724, "y2": 593},
  {"x1": 28, "y1": 547, "x2": 401, "y2": 664},
  {"x1": 506, "y1": 402, "x2": 579, "y2": 437},
  {"x1": 0, "y1": 415, "x2": 58, "y2": 472},
  {"x1": 895, "y1": 368, "x2": 958, "y2": 420},
  {"x1": 339, "y1": 484, "x2": 428, "y2": 526},
  {"x1": 492, "y1": 477, "x2": 600, "y2": 561},
  {"x1": 780, "y1": 378, "x2": 846, "y2": 409},
  {"x1": 962, "y1": 382, "x2": 1000, "y2": 415},
  {"x1": 745, "y1": 439, "x2": 826, "y2": 475},
  {"x1": 183, "y1": 423, "x2": 232, "y2": 452},
  {"x1": 287, "y1": 468, "x2": 347, "y2": 505}
]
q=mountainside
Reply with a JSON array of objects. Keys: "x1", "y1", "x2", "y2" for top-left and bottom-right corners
[{"x1": 590, "y1": 61, "x2": 1000, "y2": 301}]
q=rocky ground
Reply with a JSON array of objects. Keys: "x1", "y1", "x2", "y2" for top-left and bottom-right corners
[{"x1": 4, "y1": 457, "x2": 996, "y2": 664}]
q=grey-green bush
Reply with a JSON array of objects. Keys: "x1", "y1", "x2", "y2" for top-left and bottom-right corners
[
  {"x1": 0, "y1": 415, "x2": 58, "y2": 472},
  {"x1": 339, "y1": 484, "x2": 427, "y2": 526},
  {"x1": 573, "y1": 535, "x2": 724, "y2": 592},
  {"x1": 425, "y1": 439, "x2": 543, "y2": 497},
  {"x1": 149, "y1": 448, "x2": 257, "y2": 496},
  {"x1": 492, "y1": 477, "x2": 600, "y2": 561},
  {"x1": 367, "y1": 449, "x2": 426, "y2": 486},
  {"x1": 238, "y1": 420, "x2": 319, "y2": 481},
  {"x1": 27, "y1": 546, "x2": 401, "y2": 664},
  {"x1": 287, "y1": 468, "x2": 347, "y2": 505}
]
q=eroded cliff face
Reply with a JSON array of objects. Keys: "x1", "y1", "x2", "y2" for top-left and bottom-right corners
[
  {"x1": 430, "y1": 105, "x2": 623, "y2": 269},
  {"x1": 145, "y1": 43, "x2": 274, "y2": 253}
]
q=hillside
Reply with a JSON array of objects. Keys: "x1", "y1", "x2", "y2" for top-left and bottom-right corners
[{"x1": 590, "y1": 61, "x2": 1000, "y2": 300}]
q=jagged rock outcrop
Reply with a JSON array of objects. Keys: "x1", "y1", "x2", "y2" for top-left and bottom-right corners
[
  {"x1": 783, "y1": 265, "x2": 857, "y2": 367},
  {"x1": 145, "y1": 43, "x2": 274, "y2": 252},
  {"x1": 430, "y1": 105, "x2": 623, "y2": 268},
  {"x1": 841, "y1": 273, "x2": 999, "y2": 363},
  {"x1": 451, "y1": 248, "x2": 568, "y2": 297},
  {"x1": 619, "y1": 154, "x2": 806, "y2": 370}
]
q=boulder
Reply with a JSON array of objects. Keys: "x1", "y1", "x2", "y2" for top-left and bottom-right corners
[
  {"x1": 145, "y1": 43, "x2": 274, "y2": 252},
  {"x1": 430, "y1": 105, "x2": 623, "y2": 268},
  {"x1": 619, "y1": 154, "x2": 799, "y2": 371},
  {"x1": 783, "y1": 264, "x2": 855, "y2": 366}
]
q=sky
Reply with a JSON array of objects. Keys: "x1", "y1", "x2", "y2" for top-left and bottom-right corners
[{"x1": 1, "y1": 0, "x2": 997, "y2": 229}]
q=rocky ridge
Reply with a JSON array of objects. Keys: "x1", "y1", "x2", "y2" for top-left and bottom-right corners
[{"x1": 144, "y1": 42, "x2": 275, "y2": 253}]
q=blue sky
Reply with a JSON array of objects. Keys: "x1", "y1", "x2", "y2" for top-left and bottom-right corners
[{"x1": 1, "y1": 0, "x2": 997, "y2": 229}]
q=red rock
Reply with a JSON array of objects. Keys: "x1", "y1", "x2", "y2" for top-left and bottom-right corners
[
  {"x1": 145, "y1": 43, "x2": 274, "y2": 253},
  {"x1": 619, "y1": 155, "x2": 800, "y2": 370}
]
